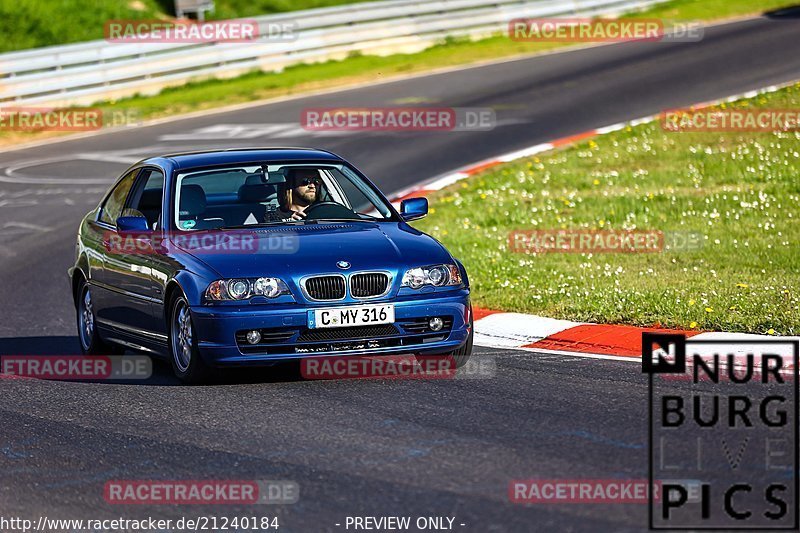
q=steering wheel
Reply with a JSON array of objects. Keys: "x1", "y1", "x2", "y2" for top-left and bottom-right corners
[{"x1": 303, "y1": 201, "x2": 360, "y2": 220}]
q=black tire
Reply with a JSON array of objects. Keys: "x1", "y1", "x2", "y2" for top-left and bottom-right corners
[
  {"x1": 168, "y1": 293, "x2": 212, "y2": 384},
  {"x1": 449, "y1": 313, "x2": 474, "y2": 368},
  {"x1": 76, "y1": 278, "x2": 123, "y2": 355}
]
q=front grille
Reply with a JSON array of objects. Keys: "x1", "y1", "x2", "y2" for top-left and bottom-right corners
[
  {"x1": 304, "y1": 275, "x2": 345, "y2": 300},
  {"x1": 351, "y1": 272, "x2": 390, "y2": 298},
  {"x1": 298, "y1": 324, "x2": 398, "y2": 343},
  {"x1": 237, "y1": 321, "x2": 449, "y2": 355}
]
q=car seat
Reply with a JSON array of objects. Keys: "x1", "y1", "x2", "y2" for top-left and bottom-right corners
[
  {"x1": 138, "y1": 188, "x2": 162, "y2": 229},
  {"x1": 235, "y1": 174, "x2": 277, "y2": 225},
  {"x1": 179, "y1": 184, "x2": 224, "y2": 230}
]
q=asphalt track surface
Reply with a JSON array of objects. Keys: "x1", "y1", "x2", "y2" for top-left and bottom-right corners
[{"x1": 1, "y1": 11, "x2": 800, "y2": 532}]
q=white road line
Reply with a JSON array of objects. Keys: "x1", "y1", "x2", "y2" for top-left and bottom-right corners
[
  {"x1": 514, "y1": 346, "x2": 639, "y2": 363},
  {"x1": 2, "y1": 222, "x2": 51, "y2": 232},
  {"x1": 0, "y1": 199, "x2": 38, "y2": 208},
  {"x1": 79, "y1": 153, "x2": 140, "y2": 164},
  {"x1": 0, "y1": 152, "x2": 141, "y2": 184}
]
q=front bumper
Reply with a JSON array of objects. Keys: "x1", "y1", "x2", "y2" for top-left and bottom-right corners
[{"x1": 190, "y1": 289, "x2": 471, "y2": 366}]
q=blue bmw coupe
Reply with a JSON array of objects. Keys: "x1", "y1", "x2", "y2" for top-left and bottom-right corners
[{"x1": 69, "y1": 148, "x2": 472, "y2": 382}]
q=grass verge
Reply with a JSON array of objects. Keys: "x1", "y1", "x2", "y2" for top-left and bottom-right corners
[
  {"x1": 415, "y1": 84, "x2": 800, "y2": 335},
  {"x1": 0, "y1": 0, "x2": 377, "y2": 53},
  {"x1": 630, "y1": 0, "x2": 795, "y2": 20},
  {"x1": 3, "y1": 0, "x2": 796, "y2": 147}
]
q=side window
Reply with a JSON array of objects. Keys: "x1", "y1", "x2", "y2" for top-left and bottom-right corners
[
  {"x1": 99, "y1": 169, "x2": 138, "y2": 225},
  {"x1": 125, "y1": 169, "x2": 165, "y2": 230}
]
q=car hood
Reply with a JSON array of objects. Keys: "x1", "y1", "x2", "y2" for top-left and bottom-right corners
[{"x1": 171, "y1": 222, "x2": 453, "y2": 279}]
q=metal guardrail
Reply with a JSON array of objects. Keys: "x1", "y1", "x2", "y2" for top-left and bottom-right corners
[{"x1": 0, "y1": 0, "x2": 667, "y2": 107}]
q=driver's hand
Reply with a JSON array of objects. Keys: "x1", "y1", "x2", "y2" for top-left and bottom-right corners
[{"x1": 289, "y1": 206, "x2": 307, "y2": 221}]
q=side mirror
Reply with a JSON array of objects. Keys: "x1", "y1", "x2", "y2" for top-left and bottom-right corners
[
  {"x1": 116, "y1": 215, "x2": 150, "y2": 232},
  {"x1": 400, "y1": 197, "x2": 428, "y2": 222}
]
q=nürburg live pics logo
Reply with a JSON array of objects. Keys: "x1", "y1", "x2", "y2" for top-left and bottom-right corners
[{"x1": 643, "y1": 333, "x2": 799, "y2": 529}]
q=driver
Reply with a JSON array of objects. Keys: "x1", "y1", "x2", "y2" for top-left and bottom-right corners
[{"x1": 265, "y1": 168, "x2": 320, "y2": 222}]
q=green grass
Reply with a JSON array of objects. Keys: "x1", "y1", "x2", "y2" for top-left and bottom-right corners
[
  {"x1": 0, "y1": 0, "x2": 161, "y2": 52},
  {"x1": 0, "y1": 0, "x2": 378, "y2": 52},
  {"x1": 209, "y1": 0, "x2": 377, "y2": 19},
  {"x1": 633, "y1": 0, "x2": 795, "y2": 20},
  {"x1": 415, "y1": 85, "x2": 800, "y2": 335}
]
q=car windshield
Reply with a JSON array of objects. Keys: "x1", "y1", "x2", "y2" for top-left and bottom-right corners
[{"x1": 173, "y1": 163, "x2": 394, "y2": 230}]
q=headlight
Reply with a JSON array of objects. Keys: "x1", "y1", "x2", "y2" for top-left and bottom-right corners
[
  {"x1": 228, "y1": 279, "x2": 250, "y2": 299},
  {"x1": 401, "y1": 264, "x2": 462, "y2": 289},
  {"x1": 205, "y1": 277, "x2": 290, "y2": 301}
]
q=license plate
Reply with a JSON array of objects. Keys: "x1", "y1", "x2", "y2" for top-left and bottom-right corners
[{"x1": 308, "y1": 304, "x2": 395, "y2": 329}]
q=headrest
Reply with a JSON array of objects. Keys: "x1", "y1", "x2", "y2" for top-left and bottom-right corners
[
  {"x1": 139, "y1": 188, "x2": 161, "y2": 209},
  {"x1": 284, "y1": 168, "x2": 319, "y2": 182},
  {"x1": 238, "y1": 182, "x2": 276, "y2": 203},
  {"x1": 179, "y1": 184, "x2": 206, "y2": 217}
]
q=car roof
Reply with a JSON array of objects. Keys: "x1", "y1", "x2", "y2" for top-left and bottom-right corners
[{"x1": 142, "y1": 147, "x2": 344, "y2": 171}]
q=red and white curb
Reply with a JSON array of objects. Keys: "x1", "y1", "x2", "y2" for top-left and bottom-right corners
[
  {"x1": 472, "y1": 308, "x2": 798, "y2": 364},
  {"x1": 387, "y1": 79, "x2": 800, "y2": 361}
]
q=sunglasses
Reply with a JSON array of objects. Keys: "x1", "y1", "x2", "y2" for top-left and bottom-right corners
[{"x1": 295, "y1": 177, "x2": 320, "y2": 186}]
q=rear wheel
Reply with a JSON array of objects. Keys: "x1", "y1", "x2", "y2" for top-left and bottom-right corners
[
  {"x1": 76, "y1": 278, "x2": 123, "y2": 355},
  {"x1": 169, "y1": 294, "x2": 211, "y2": 384}
]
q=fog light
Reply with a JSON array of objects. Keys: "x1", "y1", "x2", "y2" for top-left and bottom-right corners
[
  {"x1": 246, "y1": 330, "x2": 261, "y2": 344},
  {"x1": 429, "y1": 317, "x2": 444, "y2": 332}
]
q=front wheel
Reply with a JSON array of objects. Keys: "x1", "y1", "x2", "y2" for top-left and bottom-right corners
[
  {"x1": 169, "y1": 295, "x2": 211, "y2": 384},
  {"x1": 449, "y1": 314, "x2": 474, "y2": 368}
]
